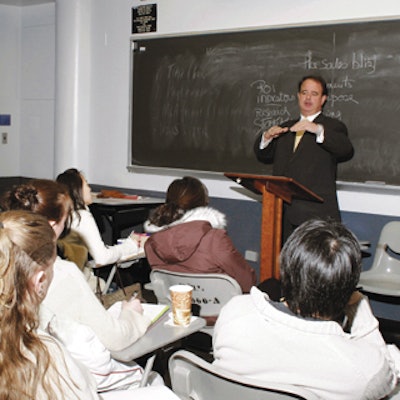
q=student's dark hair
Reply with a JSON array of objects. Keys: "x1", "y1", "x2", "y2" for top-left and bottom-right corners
[
  {"x1": 1, "y1": 179, "x2": 72, "y2": 233},
  {"x1": 56, "y1": 168, "x2": 86, "y2": 212},
  {"x1": 148, "y1": 176, "x2": 208, "y2": 226},
  {"x1": 298, "y1": 75, "x2": 328, "y2": 97},
  {"x1": 280, "y1": 219, "x2": 361, "y2": 321}
]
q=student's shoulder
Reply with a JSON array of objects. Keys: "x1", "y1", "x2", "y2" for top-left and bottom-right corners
[
  {"x1": 54, "y1": 257, "x2": 88, "y2": 280},
  {"x1": 216, "y1": 294, "x2": 255, "y2": 330},
  {"x1": 77, "y1": 207, "x2": 95, "y2": 221},
  {"x1": 220, "y1": 293, "x2": 253, "y2": 314},
  {"x1": 70, "y1": 208, "x2": 93, "y2": 228}
]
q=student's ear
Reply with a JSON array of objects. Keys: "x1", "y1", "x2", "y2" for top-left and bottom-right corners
[
  {"x1": 32, "y1": 270, "x2": 47, "y2": 299},
  {"x1": 48, "y1": 219, "x2": 62, "y2": 239},
  {"x1": 48, "y1": 220, "x2": 57, "y2": 229}
]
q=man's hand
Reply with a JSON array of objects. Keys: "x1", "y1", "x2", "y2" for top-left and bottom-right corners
[
  {"x1": 290, "y1": 120, "x2": 323, "y2": 135},
  {"x1": 263, "y1": 125, "x2": 289, "y2": 140}
]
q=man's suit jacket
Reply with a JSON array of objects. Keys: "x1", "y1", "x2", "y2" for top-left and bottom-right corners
[{"x1": 254, "y1": 114, "x2": 354, "y2": 226}]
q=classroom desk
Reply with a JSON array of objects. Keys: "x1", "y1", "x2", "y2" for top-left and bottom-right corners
[
  {"x1": 100, "y1": 250, "x2": 147, "y2": 295},
  {"x1": 89, "y1": 195, "x2": 164, "y2": 244},
  {"x1": 111, "y1": 312, "x2": 206, "y2": 362}
]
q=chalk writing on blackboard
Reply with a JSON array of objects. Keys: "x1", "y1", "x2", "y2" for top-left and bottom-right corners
[{"x1": 130, "y1": 19, "x2": 400, "y2": 185}]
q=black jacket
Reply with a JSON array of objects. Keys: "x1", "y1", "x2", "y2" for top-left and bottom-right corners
[{"x1": 254, "y1": 114, "x2": 354, "y2": 226}]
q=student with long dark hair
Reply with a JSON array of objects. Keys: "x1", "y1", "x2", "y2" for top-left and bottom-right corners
[{"x1": 56, "y1": 168, "x2": 146, "y2": 267}]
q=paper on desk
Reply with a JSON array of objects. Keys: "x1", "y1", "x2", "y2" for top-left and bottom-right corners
[
  {"x1": 107, "y1": 302, "x2": 169, "y2": 325},
  {"x1": 164, "y1": 313, "x2": 199, "y2": 327},
  {"x1": 118, "y1": 248, "x2": 146, "y2": 263},
  {"x1": 144, "y1": 303, "x2": 170, "y2": 324}
]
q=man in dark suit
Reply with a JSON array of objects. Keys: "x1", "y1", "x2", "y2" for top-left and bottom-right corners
[{"x1": 254, "y1": 75, "x2": 354, "y2": 242}]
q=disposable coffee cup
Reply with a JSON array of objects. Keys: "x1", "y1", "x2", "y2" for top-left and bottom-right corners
[{"x1": 169, "y1": 284, "x2": 193, "y2": 326}]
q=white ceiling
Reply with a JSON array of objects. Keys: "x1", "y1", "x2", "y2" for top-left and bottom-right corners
[{"x1": 0, "y1": 0, "x2": 53, "y2": 5}]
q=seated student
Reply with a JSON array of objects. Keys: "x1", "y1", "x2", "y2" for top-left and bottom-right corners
[
  {"x1": 144, "y1": 176, "x2": 257, "y2": 293},
  {"x1": 213, "y1": 219, "x2": 399, "y2": 400},
  {"x1": 0, "y1": 210, "x2": 177, "y2": 399},
  {"x1": 1, "y1": 180, "x2": 151, "y2": 353},
  {"x1": 0, "y1": 210, "x2": 98, "y2": 399},
  {"x1": 56, "y1": 168, "x2": 147, "y2": 267}
]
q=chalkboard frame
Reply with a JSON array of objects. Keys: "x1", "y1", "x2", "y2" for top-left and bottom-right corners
[{"x1": 128, "y1": 17, "x2": 400, "y2": 188}]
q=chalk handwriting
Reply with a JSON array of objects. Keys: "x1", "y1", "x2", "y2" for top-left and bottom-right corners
[
  {"x1": 250, "y1": 80, "x2": 295, "y2": 133},
  {"x1": 324, "y1": 109, "x2": 342, "y2": 120},
  {"x1": 304, "y1": 50, "x2": 377, "y2": 74},
  {"x1": 352, "y1": 52, "x2": 377, "y2": 74},
  {"x1": 253, "y1": 107, "x2": 291, "y2": 133},
  {"x1": 250, "y1": 80, "x2": 296, "y2": 104},
  {"x1": 327, "y1": 75, "x2": 355, "y2": 89},
  {"x1": 166, "y1": 62, "x2": 205, "y2": 80}
]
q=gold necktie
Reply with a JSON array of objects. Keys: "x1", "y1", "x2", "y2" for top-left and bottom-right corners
[{"x1": 293, "y1": 130, "x2": 305, "y2": 151}]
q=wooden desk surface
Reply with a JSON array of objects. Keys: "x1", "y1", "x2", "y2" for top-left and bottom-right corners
[{"x1": 91, "y1": 194, "x2": 164, "y2": 207}]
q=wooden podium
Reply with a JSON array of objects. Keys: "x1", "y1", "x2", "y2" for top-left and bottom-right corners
[{"x1": 225, "y1": 172, "x2": 323, "y2": 281}]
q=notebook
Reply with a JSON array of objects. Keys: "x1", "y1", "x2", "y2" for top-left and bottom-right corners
[
  {"x1": 107, "y1": 301, "x2": 169, "y2": 325},
  {"x1": 142, "y1": 303, "x2": 170, "y2": 324}
]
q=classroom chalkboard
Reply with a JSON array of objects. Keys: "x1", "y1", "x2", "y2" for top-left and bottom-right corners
[{"x1": 130, "y1": 19, "x2": 400, "y2": 185}]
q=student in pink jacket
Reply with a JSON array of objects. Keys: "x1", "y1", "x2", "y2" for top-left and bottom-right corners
[{"x1": 144, "y1": 176, "x2": 257, "y2": 293}]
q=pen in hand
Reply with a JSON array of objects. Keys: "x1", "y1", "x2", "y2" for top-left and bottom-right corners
[
  {"x1": 131, "y1": 290, "x2": 147, "y2": 303},
  {"x1": 132, "y1": 290, "x2": 139, "y2": 299},
  {"x1": 125, "y1": 291, "x2": 145, "y2": 314}
]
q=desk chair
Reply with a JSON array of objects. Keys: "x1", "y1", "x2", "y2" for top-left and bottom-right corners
[
  {"x1": 145, "y1": 269, "x2": 242, "y2": 327},
  {"x1": 169, "y1": 350, "x2": 319, "y2": 400},
  {"x1": 358, "y1": 221, "x2": 400, "y2": 296},
  {"x1": 96, "y1": 251, "x2": 148, "y2": 295},
  {"x1": 145, "y1": 269, "x2": 242, "y2": 358},
  {"x1": 100, "y1": 260, "x2": 132, "y2": 295},
  {"x1": 358, "y1": 221, "x2": 400, "y2": 347}
]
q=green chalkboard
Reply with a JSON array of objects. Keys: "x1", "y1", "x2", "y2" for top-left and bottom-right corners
[{"x1": 130, "y1": 19, "x2": 400, "y2": 185}]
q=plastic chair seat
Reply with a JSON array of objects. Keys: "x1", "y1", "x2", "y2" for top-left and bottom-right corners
[
  {"x1": 359, "y1": 271, "x2": 400, "y2": 296},
  {"x1": 169, "y1": 350, "x2": 319, "y2": 400},
  {"x1": 146, "y1": 269, "x2": 242, "y2": 318},
  {"x1": 358, "y1": 221, "x2": 400, "y2": 296},
  {"x1": 145, "y1": 269, "x2": 242, "y2": 339}
]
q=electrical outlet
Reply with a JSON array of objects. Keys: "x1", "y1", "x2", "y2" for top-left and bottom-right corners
[
  {"x1": 1, "y1": 132, "x2": 7, "y2": 144},
  {"x1": 245, "y1": 250, "x2": 259, "y2": 262}
]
